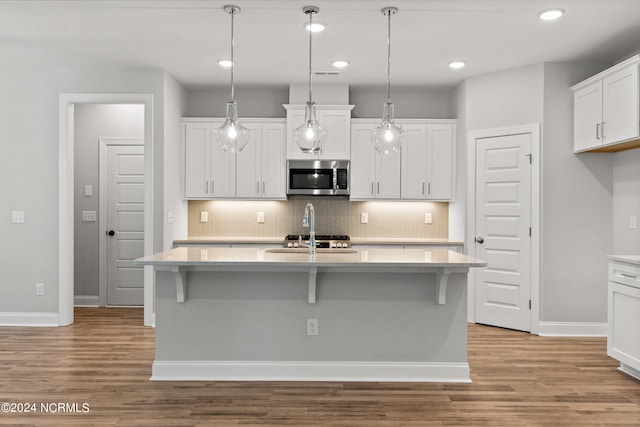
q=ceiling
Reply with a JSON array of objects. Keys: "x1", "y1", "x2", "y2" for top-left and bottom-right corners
[{"x1": 2, "y1": 0, "x2": 640, "y2": 89}]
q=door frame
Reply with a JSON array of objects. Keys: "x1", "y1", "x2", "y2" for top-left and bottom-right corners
[
  {"x1": 99, "y1": 137, "x2": 144, "y2": 307},
  {"x1": 58, "y1": 94, "x2": 154, "y2": 327},
  {"x1": 466, "y1": 123, "x2": 541, "y2": 334}
]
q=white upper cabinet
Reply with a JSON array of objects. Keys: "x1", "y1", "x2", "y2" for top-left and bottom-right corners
[
  {"x1": 284, "y1": 105, "x2": 354, "y2": 160},
  {"x1": 236, "y1": 121, "x2": 286, "y2": 199},
  {"x1": 573, "y1": 55, "x2": 640, "y2": 153},
  {"x1": 183, "y1": 119, "x2": 285, "y2": 200},
  {"x1": 400, "y1": 122, "x2": 456, "y2": 201},
  {"x1": 183, "y1": 121, "x2": 236, "y2": 199},
  {"x1": 350, "y1": 121, "x2": 401, "y2": 200}
]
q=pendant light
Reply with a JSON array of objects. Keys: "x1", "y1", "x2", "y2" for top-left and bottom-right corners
[
  {"x1": 214, "y1": 4, "x2": 249, "y2": 153},
  {"x1": 293, "y1": 6, "x2": 328, "y2": 154},
  {"x1": 372, "y1": 6, "x2": 405, "y2": 155}
]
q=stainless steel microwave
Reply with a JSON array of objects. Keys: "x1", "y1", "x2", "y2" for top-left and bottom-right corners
[{"x1": 286, "y1": 160, "x2": 350, "y2": 196}]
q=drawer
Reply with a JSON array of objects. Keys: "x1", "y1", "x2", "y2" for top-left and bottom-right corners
[{"x1": 609, "y1": 262, "x2": 640, "y2": 288}]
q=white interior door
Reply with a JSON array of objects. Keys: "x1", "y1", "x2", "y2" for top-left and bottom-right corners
[
  {"x1": 106, "y1": 145, "x2": 145, "y2": 306},
  {"x1": 475, "y1": 132, "x2": 531, "y2": 332}
]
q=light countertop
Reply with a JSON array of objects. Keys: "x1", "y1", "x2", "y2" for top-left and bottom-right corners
[
  {"x1": 136, "y1": 247, "x2": 485, "y2": 269},
  {"x1": 174, "y1": 236, "x2": 464, "y2": 246},
  {"x1": 608, "y1": 255, "x2": 640, "y2": 266}
]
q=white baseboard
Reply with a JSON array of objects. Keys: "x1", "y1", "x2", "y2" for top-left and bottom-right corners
[
  {"x1": 0, "y1": 312, "x2": 58, "y2": 327},
  {"x1": 538, "y1": 321, "x2": 607, "y2": 337},
  {"x1": 74, "y1": 295, "x2": 99, "y2": 307},
  {"x1": 151, "y1": 360, "x2": 471, "y2": 383},
  {"x1": 619, "y1": 363, "x2": 640, "y2": 381}
]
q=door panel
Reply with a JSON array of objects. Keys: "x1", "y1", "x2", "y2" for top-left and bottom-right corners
[
  {"x1": 107, "y1": 145, "x2": 144, "y2": 306},
  {"x1": 475, "y1": 133, "x2": 531, "y2": 332}
]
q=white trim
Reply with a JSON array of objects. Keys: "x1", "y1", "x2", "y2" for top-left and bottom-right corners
[
  {"x1": 538, "y1": 321, "x2": 607, "y2": 337},
  {"x1": 467, "y1": 123, "x2": 541, "y2": 334},
  {"x1": 74, "y1": 295, "x2": 99, "y2": 307},
  {"x1": 0, "y1": 312, "x2": 58, "y2": 327},
  {"x1": 619, "y1": 363, "x2": 640, "y2": 381},
  {"x1": 99, "y1": 137, "x2": 144, "y2": 307},
  {"x1": 58, "y1": 93, "x2": 154, "y2": 327},
  {"x1": 151, "y1": 361, "x2": 471, "y2": 383}
]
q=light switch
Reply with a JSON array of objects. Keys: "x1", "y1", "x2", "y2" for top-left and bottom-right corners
[
  {"x1": 361, "y1": 212, "x2": 368, "y2": 224},
  {"x1": 257, "y1": 212, "x2": 265, "y2": 223},
  {"x1": 12, "y1": 211, "x2": 25, "y2": 224},
  {"x1": 167, "y1": 211, "x2": 174, "y2": 224},
  {"x1": 82, "y1": 211, "x2": 97, "y2": 222},
  {"x1": 631, "y1": 215, "x2": 637, "y2": 230},
  {"x1": 84, "y1": 185, "x2": 93, "y2": 197},
  {"x1": 200, "y1": 211, "x2": 208, "y2": 222}
]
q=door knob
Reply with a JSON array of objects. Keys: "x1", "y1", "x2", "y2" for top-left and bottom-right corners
[
  {"x1": 107, "y1": 230, "x2": 115, "y2": 236},
  {"x1": 475, "y1": 237, "x2": 484, "y2": 244}
]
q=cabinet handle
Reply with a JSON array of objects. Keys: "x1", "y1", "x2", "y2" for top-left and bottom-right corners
[
  {"x1": 428, "y1": 182, "x2": 431, "y2": 195},
  {"x1": 377, "y1": 182, "x2": 380, "y2": 194},
  {"x1": 205, "y1": 180, "x2": 209, "y2": 194},
  {"x1": 371, "y1": 182, "x2": 374, "y2": 195},
  {"x1": 602, "y1": 121, "x2": 606, "y2": 139},
  {"x1": 262, "y1": 181, "x2": 266, "y2": 194},
  {"x1": 620, "y1": 272, "x2": 637, "y2": 279},
  {"x1": 212, "y1": 181, "x2": 215, "y2": 194},
  {"x1": 256, "y1": 181, "x2": 260, "y2": 194},
  {"x1": 596, "y1": 123, "x2": 600, "y2": 140},
  {"x1": 422, "y1": 182, "x2": 425, "y2": 195}
]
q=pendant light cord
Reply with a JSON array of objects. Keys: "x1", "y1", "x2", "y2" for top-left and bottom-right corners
[
  {"x1": 230, "y1": 8, "x2": 235, "y2": 101},
  {"x1": 308, "y1": 10, "x2": 313, "y2": 103},
  {"x1": 386, "y1": 9, "x2": 391, "y2": 103}
]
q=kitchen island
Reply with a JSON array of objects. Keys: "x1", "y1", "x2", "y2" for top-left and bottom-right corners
[{"x1": 136, "y1": 247, "x2": 486, "y2": 382}]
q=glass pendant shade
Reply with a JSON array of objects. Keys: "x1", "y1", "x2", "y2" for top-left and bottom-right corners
[
  {"x1": 214, "y1": 100, "x2": 249, "y2": 153},
  {"x1": 293, "y1": 101, "x2": 328, "y2": 154},
  {"x1": 373, "y1": 101, "x2": 404, "y2": 154}
]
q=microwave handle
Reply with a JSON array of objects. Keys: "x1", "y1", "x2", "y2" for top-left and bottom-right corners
[{"x1": 333, "y1": 168, "x2": 338, "y2": 193}]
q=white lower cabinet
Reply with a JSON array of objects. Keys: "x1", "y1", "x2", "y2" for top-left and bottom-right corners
[
  {"x1": 607, "y1": 260, "x2": 640, "y2": 380},
  {"x1": 350, "y1": 121, "x2": 401, "y2": 200}
]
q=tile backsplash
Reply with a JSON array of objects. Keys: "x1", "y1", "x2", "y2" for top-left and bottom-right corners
[{"x1": 188, "y1": 198, "x2": 448, "y2": 239}]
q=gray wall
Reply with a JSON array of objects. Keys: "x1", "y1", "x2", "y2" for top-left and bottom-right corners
[
  {"x1": 350, "y1": 86, "x2": 454, "y2": 119},
  {"x1": 613, "y1": 148, "x2": 640, "y2": 253},
  {"x1": 0, "y1": 65, "x2": 166, "y2": 314},
  {"x1": 541, "y1": 62, "x2": 613, "y2": 323},
  {"x1": 185, "y1": 86, "x2": 289, "y2": 118},
  {"x1": 73, "y1": 104, "x2": 145, "y2": 298}
]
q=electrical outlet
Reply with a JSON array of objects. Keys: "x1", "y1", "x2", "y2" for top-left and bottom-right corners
[
  {"x1": 200, "y1": 211, "x2": 208, "y2": 222},
  {"x1": 361, "y1": 212, "x2": 368, "y2": 224},
  {"x1": 36, "y1": 283, "x2": 45, "y2": 296},
  {"x1": 12, "y1": 211, "x2": 25, "y2": 224},
  {"x1": 81, "y1": 211, "x2": 97, "y2": 222},
  {"x1": 307, "y1": 318, "x2": 318, "y2": 336},
  {"x1": 631, "y1": 215, "x2": 637, "y2": 230},
  {"x1": 257, "y1": 212, "x2": 265, "y2": 223},
  {"x1": 424, "y1": 212, "x2": 433, "y2": 224}
]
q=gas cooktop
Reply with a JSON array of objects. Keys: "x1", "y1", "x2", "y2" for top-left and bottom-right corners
[{"x1": 283, "y1": 234, "x2": 351, "y2": 249}]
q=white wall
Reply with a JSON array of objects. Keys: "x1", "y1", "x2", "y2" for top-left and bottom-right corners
[
  {"x1": 541, "y1": 62, "x2": 613, "y2": 323},
  {"x1": 73, "y1": 104, "x2": 145, "y2": 299},
  {"x1": 163, "y1": 73, "x2": 188, "y2": 250},
  {"x1": 0, "y1": 65, "x2": 165, "y2": 315},
  {"x1": 613, "y1": 148, "x2": 640, "y2": 253}
]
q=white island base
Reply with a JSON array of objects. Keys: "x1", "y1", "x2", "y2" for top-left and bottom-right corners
[{"x1": 137, "y1": 247, "x2": 486, "y2": 383}]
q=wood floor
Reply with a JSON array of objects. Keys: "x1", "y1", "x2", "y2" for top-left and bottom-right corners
[{"x1": 0, "y1": 308, "x2": 638, "y2": 426}]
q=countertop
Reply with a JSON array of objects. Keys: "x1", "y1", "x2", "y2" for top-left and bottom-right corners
[
  {"x1": 136, "y1": 247, "x2": 485, "y2": 269},
  {"x1": 174, "y1": 236, "x2": 464, "y2": 246},
  {"x1": 607, "y1": 255, "x2": 640, "y2": 266}
]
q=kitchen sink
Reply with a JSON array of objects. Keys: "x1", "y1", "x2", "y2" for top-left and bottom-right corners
[{"x1": 265, "y1": 248, "x2": 358, "y2": 254}]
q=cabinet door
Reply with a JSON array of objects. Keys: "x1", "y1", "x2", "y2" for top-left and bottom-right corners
[
  {"x1": 574, "y1": 81, "x2": 603, "y2": 152},
  {"x1": 350, "y1": 123, "x2": 377, "y2": 199},
  {"x1": 184, "y1": 122, "x2": 212, "y2": 198},
  {"x1": 286, "y1": 108, "x2": 307, "y2": 160},
  {"x1": 426, "y1": 124, "x2": 454, "y2": 200},
  {"x1": 319, "y1": 109, "x2": 351, "y2": 160},
  {"x1": 603, "y1": 65, "x2": 639, "y2": 145},
  {"x1": 400, "y1": 124, "x2": 428, "y2": 199},
  {"x1": 261, "y1": 123, "x2": 286, "y2": 199},
  {"x1": 235, "y1": 125, "x2": 261, "y2": 198},
  {"x1": 376, "y1": 146, "x2": 401, "y2": 199},
  {"x1": 210, "y1": 132, "x2": 237, "y2": 198}
]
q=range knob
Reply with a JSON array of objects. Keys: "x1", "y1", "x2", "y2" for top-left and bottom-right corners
[
  {"x1": 293, "y1": 243, "x2": 299, "y2": 248},
  {"x1": 287, "y1": 242, "x2": 293, "y2": 248},
  {"x1": 336, "y1": 242, "x2": 343, "y2": 248},
  {"x1": 330, "y1": 242, "x2": 337, "y2": 248}
]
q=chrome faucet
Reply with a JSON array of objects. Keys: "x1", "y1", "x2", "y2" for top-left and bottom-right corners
[{"x1": 302, "y1": 202, "x2": 316, "y2": 255}]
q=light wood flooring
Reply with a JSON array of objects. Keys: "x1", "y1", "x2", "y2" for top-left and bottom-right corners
[{"x1": 0, "y1": 307, "x2": 638, "y2": 426}]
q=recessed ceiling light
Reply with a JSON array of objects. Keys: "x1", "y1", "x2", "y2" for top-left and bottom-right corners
[
  {"x1": 448, "y1": 60, "x2": 466, "y2": 70},
  {"x1": 217, "y1": 59, "x2": 233, "y2": 67},
  {"x1": 538, "y1": 8, "x2": 565, "y2": 21},
  {"x1": 304, "y1": 21, "x2": 326, "y2": 32},
  {"x1": 332, "y1": 60, "x2": 350, "y2": 69}
]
